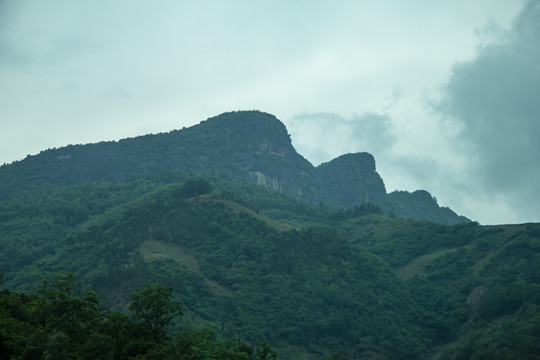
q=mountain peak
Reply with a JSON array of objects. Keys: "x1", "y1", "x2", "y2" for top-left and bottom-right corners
[
  {"x1": 192, "y1": 110, "x2": 295, "y2": 156},
  {"x1": 201, "y1": 111, "x2": 290, "y2": 139},
  {"x1": 319, "y1": 152, "x2": 377, "y2": 173},
  {"x1": 317, "y1": 152, "x2": 388, "y2": 209},
  {"x1": 203, "y1": 110, "x2": 284, "y2": 128}
]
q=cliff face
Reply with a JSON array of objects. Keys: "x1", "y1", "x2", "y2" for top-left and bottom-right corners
[
  {"x1": 316, "y1": 153, "x2": 389, "y2": 209},
  {"x1": 191, "y1": 111, "x2": 321, "y2": 203},
  {"x1": 0, "y1": 110, "x2": 467, "y2": 224}
]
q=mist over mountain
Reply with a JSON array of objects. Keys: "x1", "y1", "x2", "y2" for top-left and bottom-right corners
[{"x1": 0, "y1": 110, "x2": 467, "y2": 225}]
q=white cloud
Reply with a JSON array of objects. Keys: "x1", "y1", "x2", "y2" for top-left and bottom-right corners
[
  {"x1": 0, "y1": 0, "x2": 533, "y2": 223},
  {"x1": 436, "y1": 0, "x2": 540, "y2": 223}
]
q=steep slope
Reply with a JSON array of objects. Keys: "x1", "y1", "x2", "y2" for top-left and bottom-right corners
[
  {"x1": 0, "y1": 180, "x2": 429, "y2": 360},
  {"x1": 316, "y1": 154, "x2": 466, "y2": 224},
  {"x1": 1, "y1": 176, "x2": 539, "y2": 359},
  {"x1": 0, "y1": 111, "x2": 319, "y2": 202},
  {"x1": 317, "y1": 153, "x2": 390, "y2": 209},
  {"x1": 190, "y1": 111, "x2": 321, "y2": 203},
  {"x1": 338, "y1": 214, "x2": 540, "y2": 358},
  {"x1": 0, "y1": 110, "x2": 466, "y2": 224}
]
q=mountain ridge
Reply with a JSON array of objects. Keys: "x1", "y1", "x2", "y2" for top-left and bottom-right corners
[{"x1": 0, "y1": 110, "x2": 467, "y2": 224}]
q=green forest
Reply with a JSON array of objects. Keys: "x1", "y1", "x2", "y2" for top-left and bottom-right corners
[
  {"x1": 0, "y1": 273, "x2": 283, "y2": 359},
  {"x1": 1, "y1": 176, "x2": 539, "y2": 359}
]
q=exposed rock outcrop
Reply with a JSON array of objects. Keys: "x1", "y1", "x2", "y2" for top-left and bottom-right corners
[{"x1": 316, "y1": 153, "x2": 390, "y2": 209}]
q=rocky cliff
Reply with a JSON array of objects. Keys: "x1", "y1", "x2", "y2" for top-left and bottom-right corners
[
  {"x1": 190, "y1": 111, "x2": 321, "y2": 203},
  {"x1": 316, "y1": 153, "x2": 390, "y2": 209}
]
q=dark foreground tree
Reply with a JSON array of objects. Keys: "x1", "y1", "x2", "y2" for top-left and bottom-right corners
[
  {"x1": 256, "y1": 342, "x2": 277, "y2": 360},
  {"x1": 129, "y1": 284, "x2": 182, "y2": 343}
]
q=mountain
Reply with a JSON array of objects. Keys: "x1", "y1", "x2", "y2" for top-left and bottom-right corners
[
  {"x1": 1, "y1": 110, "x2": 538, "y2": 359},
  {"x1": 317, "y1": 152, "x2": 390, "y2": 209},
  {"x1": 0, "y1": 110, "x2": 467, "y2": 224}
]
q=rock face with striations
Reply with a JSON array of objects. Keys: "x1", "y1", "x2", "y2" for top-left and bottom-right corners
[
  {"x1": 0, "y1": 110, "x2": 468, "y2": 224},
  {"x1": 187, "y1": 111, "x2": 321, "y2": 203}
]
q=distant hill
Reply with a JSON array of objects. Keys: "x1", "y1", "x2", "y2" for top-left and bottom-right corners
[{"x1": 0, "y1": 110, "x2": 467, "y2": 224}]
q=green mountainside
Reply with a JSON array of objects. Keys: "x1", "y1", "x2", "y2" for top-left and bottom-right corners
[
  {"x1": 0, "y1": 111, "x2": 467, "y2": 224},
  {"x1": 1, "y1": 177, "x2": 539, "y2": 359},
  {"x1": 1, "y1": 111, "x2": 538, "y2": 359}
]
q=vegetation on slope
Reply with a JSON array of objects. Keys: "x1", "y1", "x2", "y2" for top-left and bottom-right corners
[
  {"x1": 0, "y1": 273, "x2": 286, "y2": 359},
  {"x1": 0, "y1": 176, "x2": 539, "y2": 359}
]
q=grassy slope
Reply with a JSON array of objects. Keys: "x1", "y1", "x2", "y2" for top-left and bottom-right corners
[{"x1": 339, "y1": 216, "x2": 540, "y2": 358}]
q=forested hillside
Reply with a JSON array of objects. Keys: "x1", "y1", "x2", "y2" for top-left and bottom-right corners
[{"x1": 1, "y1": 175, "x2": 539, "y2": 359}]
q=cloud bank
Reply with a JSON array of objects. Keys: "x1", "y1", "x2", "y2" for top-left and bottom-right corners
[
  {"x1": 288, "y1": 1, "x2": 540, "y2": 224},
  {"x1": 439, "y1": 1, "x2": 540, "y2": 223},
  {"x1": 0, "y1": 0, "x2": 535, "y2": 224}
]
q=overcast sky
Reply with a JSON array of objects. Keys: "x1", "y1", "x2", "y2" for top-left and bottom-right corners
[{"x1": 1, "y1": 0, "x2": 538, "y2": 225}]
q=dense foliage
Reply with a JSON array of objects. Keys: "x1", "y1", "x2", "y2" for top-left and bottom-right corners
[
  {"x1": 1, "y1": 176, "x2": 539, "y2": 359},
  {"x1": 0, "y1": 274, "x2": 287, "y2": 359}
]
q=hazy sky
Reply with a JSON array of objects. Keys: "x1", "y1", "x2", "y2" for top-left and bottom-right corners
[{"x1": 1, "y1": 0, "x2": 538, "y2": 225}]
